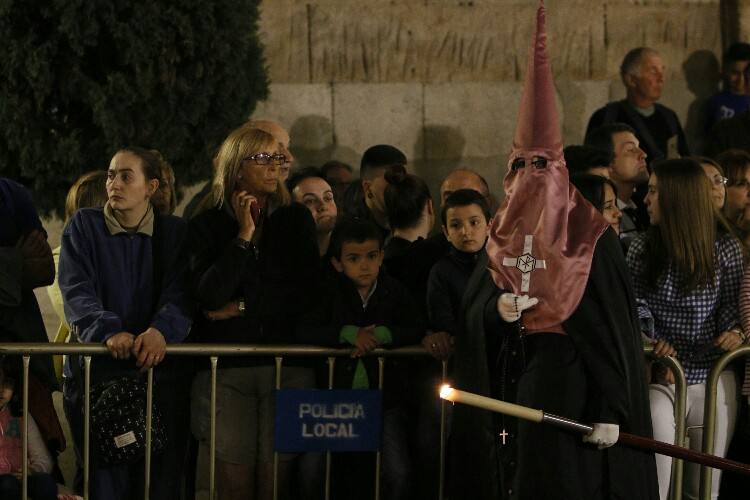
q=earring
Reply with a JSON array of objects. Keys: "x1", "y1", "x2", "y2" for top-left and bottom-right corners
[{"x1": 367, "y1": 192, "x2": 374, "y2": 199}]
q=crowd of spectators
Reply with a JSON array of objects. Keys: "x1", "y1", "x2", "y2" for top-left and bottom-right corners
[{"x1": 2, "y1": 43, "x2": 750, "y2": 500}]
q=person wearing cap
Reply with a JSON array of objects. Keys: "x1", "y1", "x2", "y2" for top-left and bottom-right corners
[{"x1": 450, "y1": 4, "x2": 658, "y2": 499}]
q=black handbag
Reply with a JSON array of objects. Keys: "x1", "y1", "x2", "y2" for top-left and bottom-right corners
[{"x1": 90, "y1": 375, "x2": 167, "y2": 465}]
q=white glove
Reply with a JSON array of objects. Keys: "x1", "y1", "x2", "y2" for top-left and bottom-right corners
[
  {"x1": 497, "y1": 293, "x2": 539, "y2": 322},
  {"x1": 582, "y1": 423, "x2": 619, "y2": 449}
]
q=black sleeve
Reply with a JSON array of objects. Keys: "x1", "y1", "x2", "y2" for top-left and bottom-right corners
[
  {"x1": 387, "y1": 280, "x2": 426, "y2": 346},
  {"x1": 564, "y1": 231, "x2": 644, "y2": 426},
  {"x1": 295, "y1": 284, "x2": 343, "y2": 346},
  {"x1": 188, "y1": 212, "x2": 257, "y2": 311},
  {"x1": 427, "y1": 264, "x2": 459, "y2": 335}
]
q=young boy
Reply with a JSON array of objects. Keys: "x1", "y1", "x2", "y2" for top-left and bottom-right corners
[
  {"x1": 426, "y1": 189, "x2": 492, "y2": 353},
  {"x1": 296, "y1": 217, "x2": 424, "y2": 500}
]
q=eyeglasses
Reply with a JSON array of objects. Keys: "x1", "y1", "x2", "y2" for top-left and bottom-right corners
[
  {"x1": 242, "y1": 152, "x2": 287, "y2": 166},
  {"x1": 727, "y1": 179, "x2": 750, "y2": 189},
  {"x1": 510, "y1": 156, "x2": 548, "y2": 171},
  {"x1": 709, "y1": 175, "x2": 728, "y2": 187}
]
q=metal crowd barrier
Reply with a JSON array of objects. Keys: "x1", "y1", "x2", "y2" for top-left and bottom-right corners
[
  {"x1": 0, "y1": 343, "x2": 699, "y2": 500},
  {"x1": 0, "y1": 343, "x2": 448, "y2": 500},
  {"x1": 644, "y1": 345, "x2": 688, "y2": 500},
  {"x1": 700, "y1": 345, "x2": 750, "y2": 500}
]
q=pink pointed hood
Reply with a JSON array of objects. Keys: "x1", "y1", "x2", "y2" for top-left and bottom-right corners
[{"x1": 485, "y1": 1, "x2": 609, "y2": 331}]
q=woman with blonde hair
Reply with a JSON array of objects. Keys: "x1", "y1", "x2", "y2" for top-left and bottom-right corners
[
  {"x1": 188, "y1": 126, "x2": 317, "y2": 500},
  {"x1": 627, "y1": 158, "x2": 745, "y2": 500}
]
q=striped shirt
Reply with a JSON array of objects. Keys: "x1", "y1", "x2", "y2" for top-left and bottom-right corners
[{"x1": 626, "y1": 232, "x2": 743, "y2": 384}]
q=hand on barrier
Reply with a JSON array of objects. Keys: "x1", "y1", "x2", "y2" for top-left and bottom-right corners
[
  {"x1": 352, "y1": 325, "x2": 378, "y2": 358},
  {"x1": 651, "y1": 338, "x2": 677, "y2": 358},
  {"x1": 133, "y1": 327, "x2": 166, "y2": 371},
  {"x1": 583, "y1": 423, "x2": 619, "y2": 449},
  {"x1": 714, "y1": 329, "x2": 745, "y2": 352},
  {"x1": 106, "y1": 332, "x2": 135, "y2": 360},
  {"x1": 497, "y1": 293, "x2": 539, "y2": 322},
  {"x1": 422, "y1": 331, "x2": 454, "y2": 360}
]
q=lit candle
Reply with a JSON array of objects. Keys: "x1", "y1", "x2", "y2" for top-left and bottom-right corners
[{"x1": 439, "y1": 385, "x2": 543, "y2": 423}]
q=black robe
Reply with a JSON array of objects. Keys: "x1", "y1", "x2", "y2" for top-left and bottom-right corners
[{"x1": 449, "y1": 229, "x2": 658, "y2": 500}]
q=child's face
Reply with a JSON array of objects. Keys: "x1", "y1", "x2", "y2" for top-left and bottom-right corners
[
  {"x1": 332, "y1": 239, "x2": 383, "y2": 290},
  {"x1": 443, "y1": 204, "x2": 489, "y2": 253}
]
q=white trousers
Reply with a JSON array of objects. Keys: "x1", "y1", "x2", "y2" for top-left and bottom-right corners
[{"x1": 649, "y1": 371, "x2": 738, "y2": 500}]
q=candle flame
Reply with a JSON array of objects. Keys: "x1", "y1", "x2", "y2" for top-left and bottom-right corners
[{"x1": 439, "y1": 385, "x2": 454, "y2": 400}]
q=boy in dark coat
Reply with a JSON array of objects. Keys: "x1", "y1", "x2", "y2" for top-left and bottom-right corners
[{"x1": 297, "y1": 217, "x2": 424, "y2": 500}]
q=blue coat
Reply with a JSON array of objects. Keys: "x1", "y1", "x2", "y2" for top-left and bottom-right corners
[{"x1": 59, "y1": 207, "x2": 192, "y2": 381}]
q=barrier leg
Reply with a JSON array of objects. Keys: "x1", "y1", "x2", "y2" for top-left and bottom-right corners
[
  {"x1": 374, "y1": 357, "x2": 384, "y2": 500},
  {"x1": 273, "y1": 356, "x2": 283, "y2": 500},
  {"x1": 325, "y1": 357, "x2": 335, "y2": 500},
  {"x1": 22, "y1": 355, "x2": 30, "y2": 500},
  {"x1": 209, "y1": 356, "x2": 218, "y2": 500},
  {"x1": 84, "y1": 356, "x2": 92, "y2": 500},
  {"x1": 438, "y1": 360, "x2": 448, "y2": 500}
]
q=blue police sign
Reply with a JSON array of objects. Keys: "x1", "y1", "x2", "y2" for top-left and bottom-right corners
[{"x1": 275, "y1": 389, "x2": 382, "y2": 452}]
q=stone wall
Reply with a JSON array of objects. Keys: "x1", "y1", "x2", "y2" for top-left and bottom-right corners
[{"x1": 252, "y1": 0, "x2": 725, "y2": 200}]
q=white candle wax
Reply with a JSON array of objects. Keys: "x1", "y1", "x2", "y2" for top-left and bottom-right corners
[{"x1": 439, "y1": 385, "x2": 543, "y2": 423}]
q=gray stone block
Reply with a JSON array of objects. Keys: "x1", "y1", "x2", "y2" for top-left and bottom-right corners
[
  {"x1": 332, "y1": 83, "x2": 424, "y2": 168},
  {"x1": 251, "y1": 83, "x2": 335, "y2": 166}
]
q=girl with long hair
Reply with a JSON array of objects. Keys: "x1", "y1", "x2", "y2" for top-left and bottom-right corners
[{"x1": 626, "y1": 158, "x2": 745, "y2": 500}]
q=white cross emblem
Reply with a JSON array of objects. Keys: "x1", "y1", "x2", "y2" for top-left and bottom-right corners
[{"x1": 502, "y1": 235, "x2": 546, "y2": 292}]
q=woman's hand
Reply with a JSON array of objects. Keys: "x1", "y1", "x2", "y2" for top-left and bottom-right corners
[
  {"x1": 231, "y1": 190, "x2": 257, "y2": 242},
  {"x1": 133, "y1": 327, "x2": 167, "y2": 371},
  {"x1": 204, "y1": 301, "x2": 243, "y2": 321},
  {"x1": 651, "y1": 339, "x2": 676, "y2": 358},
  {"x1": 714, "y1": 329, "x2": 745, "y2": 352},
  {"x1": 105, "y1": 332, "x2": 136, "y2": 359},
  {"x1": 422, "y1": 331, "x2": 454, "y2": 360}
]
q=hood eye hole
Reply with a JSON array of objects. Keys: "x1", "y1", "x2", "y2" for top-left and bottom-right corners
[
  {"x1": 511, "y1": 158, "x2": 525, "y2": 171},
  {"x1": 531, "y1": 157, "x2": 548, "y2": 169}
]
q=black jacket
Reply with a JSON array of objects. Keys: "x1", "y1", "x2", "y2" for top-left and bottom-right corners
[
  {"x1": 296, "y1": 272, "x2": 424, "y2": 402},
  {"x1": 189, "y1": 203, "x2": 320, "y2": 367},
  {"x1": 426, "y1": 246, "x2": 485, "y2": 335}
]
